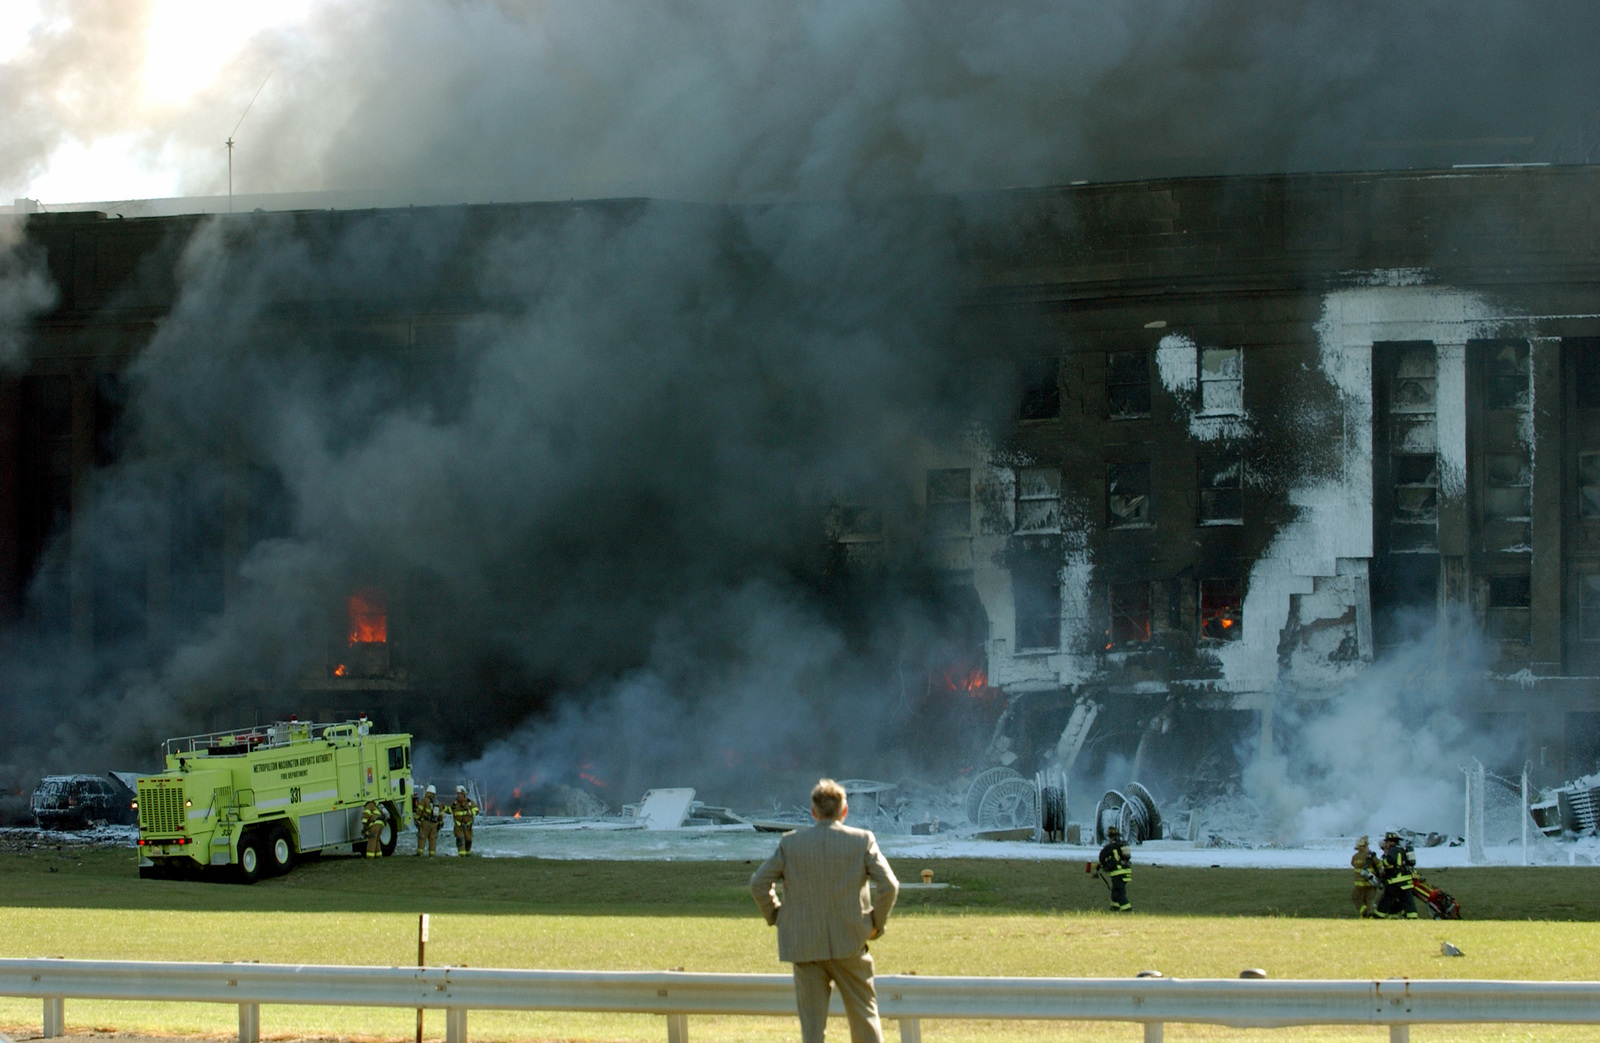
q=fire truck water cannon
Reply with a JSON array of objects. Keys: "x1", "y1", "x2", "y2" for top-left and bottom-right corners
[{"x1": 135, "y1": 718, "x2": 414, "y2": 883}]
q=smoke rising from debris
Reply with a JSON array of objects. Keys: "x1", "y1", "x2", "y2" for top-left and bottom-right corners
[{"x1": 1, "y1": 1, "x2": 1594, "y2": 830}]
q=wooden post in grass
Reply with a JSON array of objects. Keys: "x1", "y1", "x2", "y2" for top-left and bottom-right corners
[{"x1": 417, "y1": 913, "x2": 429, "y2": 1043}]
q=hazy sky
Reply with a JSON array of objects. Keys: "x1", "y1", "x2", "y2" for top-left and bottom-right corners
[{"x1": 5, "y1": 0, "x2": 1599, "y2": 207}]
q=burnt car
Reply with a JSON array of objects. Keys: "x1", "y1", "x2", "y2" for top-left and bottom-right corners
[{"x1": 30, "y1": 774, "x2": 138, "y2": 830}]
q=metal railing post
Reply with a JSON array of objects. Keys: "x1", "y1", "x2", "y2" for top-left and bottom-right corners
[
  {"x1": 445, "y1": 1008, "x2": 467, "y2": 1043},
  {"x1": 42, "y1": 997, "x2": 64, "y2": 1038},
  {"x1": 239, "y1": 1003, "x2": 260, "y2": 1043},
  {"x1": 1144, "y1": 1022, "x2": 1164, "y2": 1042},
  {"x1": 665, "y1": 1012, "x2": 688, "y2": 1042},
  {"x1": 897, "y1": 1017, "x2": 922, "y2": 1042},
  {"x1": 1390, "y1": 1025, "x2": 1409, "y2": 1043}
]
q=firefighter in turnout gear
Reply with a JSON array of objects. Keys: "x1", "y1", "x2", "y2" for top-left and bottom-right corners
[
  {"x1": 362, "y1": 800, "x2": 384, "y2": 858},
  {"x1": 414, "y1": 784, "x2": 442, "y2": 856},
  {"x1": 1097, "y1": 825, "x2": 1133, "y2": 911},
  {"x1": 1376, "y1": 832, "x2": 1419, "y2": 919},
  {"x1": 1351, "y1": 836, "x2": 1380, "y2": 917},
  {"x1": 449, "y1": 785, "x2": 479, "y2": 856}
]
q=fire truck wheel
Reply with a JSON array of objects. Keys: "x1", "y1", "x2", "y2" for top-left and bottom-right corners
[
  {"x1": 380, "y1": 801, "x2": 400, "y2": 856},
  {"x1": 235, "y1": 830, "x2": 265, "y2": 884},
  {"x1": 265, "y1": 824, "x2": 294, "y2": 875}
]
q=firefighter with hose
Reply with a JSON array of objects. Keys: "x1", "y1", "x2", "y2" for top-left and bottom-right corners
[
  {"x1": 362, "y1": 800, "x2": 385, "y2": 859},
  {"x1": 1375, "y1": 831, "x2": 1419, "y2": 919},
  {"x1": 1090, "y1": 825, "x2": 1133, "y2": 912},
  {"x1": 449, "y1": 785, "x2": 479, "y2": 856}
]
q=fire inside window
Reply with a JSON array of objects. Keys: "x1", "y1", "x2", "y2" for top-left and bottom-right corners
[
  {"x1": 1108, "y1": 582, "x2": 1152, "y2": 646},
  {"x1": 1198, "y1": 456, "x2": 1243, "y2": 525},
  {"x1": 1015, "y1": 466, "x2": 1061, "y2": 534},
  {"x1": 1107, "y1": 462, "x2": 1149, "y2": 528},
  {"x1": 1199, "y1": 578, "x2": 1242, "y2": 641},
  {"x1": 1199, "y1": 347, "x2": 1243, "y2": 414},
  {"x1": 925, "y1": 469, "x2": 972, "y2": 536},
  {"x1": 1106, "y1": 351, "x2": 1151, "y2": 419},
  {"x1": 333, "y1": 589, "x2": 387, "y2": 678},
  {"x1": 1018, "y1": 357, "x2": 1061, "y2": 422}
]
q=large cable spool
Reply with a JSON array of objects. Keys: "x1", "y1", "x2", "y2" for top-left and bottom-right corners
[
  {"x1": 1035, "y1": 766, "x2": 1067, "y2": 842},
  {"x1": 964, "y1": 766, "x2": 1023, "y2": 824},
  {"x1": 977, "y1": 778, "x2": 1037, "y2": 830}
]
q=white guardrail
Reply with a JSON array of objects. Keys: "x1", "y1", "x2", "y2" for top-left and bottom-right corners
[{"x1": 4, "y1": 958, "x2": 1600, "y2": 1043}]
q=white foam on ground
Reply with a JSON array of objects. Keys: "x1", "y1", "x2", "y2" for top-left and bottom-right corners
[{"x1": 463, "y1": 820, "x2": 1574, "y2": 868}]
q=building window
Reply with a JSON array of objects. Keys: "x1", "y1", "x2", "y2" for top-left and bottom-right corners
[
  {"x1": 1486, "y1": 574, "x2": 1531, "y2": 643},
  {"x1": 1015, "y1": 466, "x2": 1061, "y2": 534},
  {"x1": 1108, "y1": 582, "x2": 1152, "y2": 645},
  {"x1": 1013, "y1": 552, "x2": 1061, "y2": 651},
  {"x1": 1199, "y1": 347, "x2": 1243, "y2": 414},
  {"x1": 1580, "y1": 574, "x2": 1600, "y2": 641},
  {"x1": 1582, "y1": 452, "x2": 1600, "y2": 519},
  {"x1": 1483, "y1": 452, "x2": 1531, "y2": 521},
  {"x1": 1019, "y1": 357, "x2": 1060, "y2": 421},
  {"x1": 1393, "y1": 454, "x2": 1439, "y2": 522},
  {"x1": 1107, "y1": 462, "x2": 1150, "y2": 528},
  {"x1": 1107, "y1": 351, "x2": 1151, "y2": 419},
  {"x1": 1484, "y1": 340, "x2": 1531, "y2": 411},
  {"x1": 827, "y1": 502, "x2": 882, "y2": 542},
  {"x1": 1575, "y1": 339, "x2": 1600, "y2": 410},
  {"x1": 1198, "y1": 456, "x2": 1243, "y2": 525},
  {"x1": 1199, "y1": 578, "x2": 1242, "y2": 641},
  {"x1": 926, "y1": 469, "x2": 971, "y2": 536}
]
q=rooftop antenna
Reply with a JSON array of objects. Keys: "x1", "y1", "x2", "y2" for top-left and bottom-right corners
[{"x1": 226, "y1": 72, "x2": 272, "y2": 213}]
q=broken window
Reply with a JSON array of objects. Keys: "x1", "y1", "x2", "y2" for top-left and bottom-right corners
[
  {"x1": 1393, "y1": 454, "x2": 1439, "y2": 522},
  {"x1": 1199, "y1": 578, "x2": 1243, "y2": 641},
  {"x1": 1483, "y1": 452, "x2": 1532, "y2": 520},
  {"x1": 1582, "y1": 452, "x2": 1600, "y2": 519},
  {"x1": 1107, "y1": 462, "x2": 1150, "y2": 528},
  {"x1": 1486, "y1": 574, "x2": 1531, "y2": 643},
  {"x1": 1198, "y1": 456, "x2": 1243, "y2": 525},
  {"x1": 335, "y1": 587, "x2": 391, "y2": 679},
  {"x1": 1012, "y1": 551, "x2": 1061, "y2": 651},
  {"x1": 1015, "y1": 466, "x2": 1061, "y2": 533},
  {"x1": 1576, "y1": 339, "x2": 1600, "y2": 410},
  {"x1": 1580, "y1": 574, "x2": 1600, "y2": 641},
  {"x1": 1106, "y1": 351, "x2": 1151, "y2": 419},
  {"x1": 1385, "y1": 343, "x2": 1439, "y2": 553},
  {"x1": 1199, "y1": 347, "x2": 1243, "y2": 414},
  {"x1": 1108, "y1": 582, "x2": 1152, "y2": 645},
  {"x1": 1483, "y1": 340, "x2": 1531, "y2": 411},
  {"x1": 828, "y1": 502, "x2": 883, "y2": 541},
  {"x1": 1018, "y1": 357, "x2": 1061, "y2": 422},
  {"x1": 925, "y1": 468, "x2": 971, "y2": 536}
]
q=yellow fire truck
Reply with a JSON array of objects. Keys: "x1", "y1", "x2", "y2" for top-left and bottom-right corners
[{"x1": 135, "y1": 717, "x2": 414, "y2": 882}]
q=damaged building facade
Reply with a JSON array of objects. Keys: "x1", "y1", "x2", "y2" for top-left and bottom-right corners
[{"x1": 5, "y1": 165, "x2": 1600, "y2": 788}]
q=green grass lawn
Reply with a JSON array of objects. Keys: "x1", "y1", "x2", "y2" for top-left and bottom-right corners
[{"x1": 3, "y1": 848, "x2": 1600, "y2": 1043}]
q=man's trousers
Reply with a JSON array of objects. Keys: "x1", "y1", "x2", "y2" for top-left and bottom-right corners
[{"x1": 792, "y1": 949, "x2": 881, "y2": 1043}]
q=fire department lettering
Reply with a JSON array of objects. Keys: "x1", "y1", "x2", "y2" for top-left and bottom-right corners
[{"x1": 252, "y1": 752, "x2": 334, "y2": 774}]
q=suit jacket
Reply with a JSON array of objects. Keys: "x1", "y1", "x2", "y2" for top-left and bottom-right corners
[{"x1": 749, "y1": 818, "x2": 899, "y2": 963}]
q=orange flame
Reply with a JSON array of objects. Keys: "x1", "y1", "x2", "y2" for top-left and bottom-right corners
[
  {"x1": 1220, "y1": 618, "x2": 1235, "y2": 628},
  {"x1": 943, "y1": 667, "x2": 988, "y2": 691},
  {"x1": 333, "y1": 664, "x2": 347, "y2": 677},
  {"x1": 513, "y1": 810, "x2": 522, "y2": 819},
  {"x1": 348, "y1": 589, "x2": 387, "y2": 644}
]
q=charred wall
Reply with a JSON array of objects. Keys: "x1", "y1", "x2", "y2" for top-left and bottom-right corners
[{"x1": 6, "y1": 167, "x2": 1600, "y2": 785}]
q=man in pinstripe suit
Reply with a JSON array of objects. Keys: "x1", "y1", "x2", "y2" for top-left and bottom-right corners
[{"x1": 750, "y1": 778, "x2": 900, "y2": 1043}]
